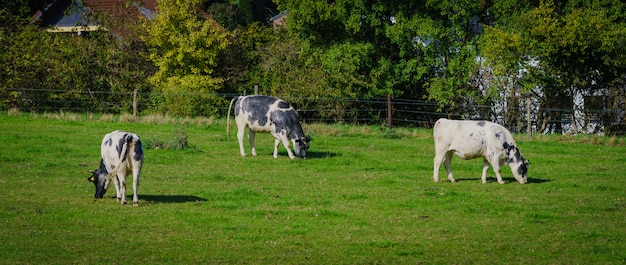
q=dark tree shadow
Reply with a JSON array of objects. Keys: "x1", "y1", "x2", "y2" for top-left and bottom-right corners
[{"x1": 138, "y1": 195, "x2": 208, "y2": 203}]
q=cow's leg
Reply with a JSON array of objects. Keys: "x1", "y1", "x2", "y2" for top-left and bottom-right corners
[
  {"x1": 104, "y1": 175, "x2": 112, "y2": 193},
  {"x1": 110, "y1": 174, "x2": 122, "y2": 201},
  {"x1": 490, "y1": 158, "x2": 505, "y2": 184},
  {"x1": 237, "y1": 125, "x2": 247, "y2": 156},
  {"x1": 273, "y1": 132, "x2": 295, "y2": 159},
  {"x1": 131, "y1": 164, "x2": 141, "y2": 206},
  {"x1": 273, "y1": 138, "x2": 280, "y2": 158},
  {"x1": 433, "y1": 152, "x2": 444, "y2": 182},
  {"x1": 443, "y1": 152, "x2": 455, "y2": 182},
  {"x1": 117, "y1": 173, "x2": 128, "y2": 204},
  {"x1": 481, "y1": 159, "x2": 490, "y2": 183},
  {"x1": 248, "y1": 130, "x2": 257, "y2": 156},
  {"x1": 435, "y1": 151, "x2": 454, "y2": 182},
  {"x1": 282, "y1": 138, "x2": 296, "y2": 160}
]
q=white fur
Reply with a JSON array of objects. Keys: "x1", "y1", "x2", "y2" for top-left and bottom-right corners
[
  {"x1": 433, "y1": 118, "x2": 527, "y2": 184},
  {"x1": 100, "y1": 130, "x2": 143, "y2": 205}
]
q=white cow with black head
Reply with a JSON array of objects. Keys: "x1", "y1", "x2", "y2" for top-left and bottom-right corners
[
  {"x1": 433, "y1": 118, "x2": 529, "y2": 184},
  {"x1": 227, "y1": 95, "x2": 311, "y2": 159},
  {"x1": 88, "y1": 130, "x2": 144, "y2": 206}
]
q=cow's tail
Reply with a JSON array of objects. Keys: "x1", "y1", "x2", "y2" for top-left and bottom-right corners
[
  {"x1": 120, "y1": 134, "x2": 133, "y2": 163},
  {"x1": 226, "y1": 96, "x2": 239, "y2": 140}
]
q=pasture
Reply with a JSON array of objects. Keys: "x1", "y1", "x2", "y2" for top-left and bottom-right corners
[{"x1": 1, "y1": 112, "x2": 625, "y2": 264}]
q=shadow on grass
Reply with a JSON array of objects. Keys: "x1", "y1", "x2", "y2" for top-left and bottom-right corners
[
  {"x1": 140, "y1": 195, "x2": 208, "y2": 203},
  {"x1": 305, "y1": 150, "x2": 340, "y2": 159},
  {"x1": 454, "y1": 177, "x2": 551, "y2": 184},
  {"x1": 273, "y1": 150, "x2": 340, "y2": 159}
]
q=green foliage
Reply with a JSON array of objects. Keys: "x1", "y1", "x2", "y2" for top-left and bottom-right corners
[
  {"x1": 1, "y1": 0, "x2": 625, "y2": 126},
  {"x1": 0, "y1": 0, "x2": 53, "y2": 19},
  {"x1": 150, "y1": 75, "x2": 226, "y2": 117},
  {"x1": 0, "y1": 18, "x2": 153, "y2": 112},
  {"x1": 206, "y1": 2, "x2": 246, "y2": 30},
  {"x1": 279, "y1": 0, "x2": 496, "y2": 109},
  {"x1": 481, "y1": 0, "x2": 626, "y2": 132},
  {"x1": 143, "y1": 0, "x2": 230, "y2": 116},
  {"x1": 144, "y1": 128, "x2": 191, "y2": 150},
  {"x1": 215, "y1": 22, "x2": 274, "y2": 95}
]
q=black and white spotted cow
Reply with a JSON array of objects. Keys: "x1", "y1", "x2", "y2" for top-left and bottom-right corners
[
  {"x1": 88, "y1": 130, "x2": 144, "y2": 206},
  {"x1": 227, "y1": 95, "x2": 311, "y2": 159},
  {"x1": 433, "y1": 118, "x2": 529, "y2": 184}
]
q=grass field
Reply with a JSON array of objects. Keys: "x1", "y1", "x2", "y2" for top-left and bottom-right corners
[{"x1": 1, "y1": 111, "x2": 625, "y2": 264}]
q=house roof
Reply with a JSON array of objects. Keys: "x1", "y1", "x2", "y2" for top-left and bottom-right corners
[{"x1": 32, "y1": 0, "x2": 157, "y2": 37}]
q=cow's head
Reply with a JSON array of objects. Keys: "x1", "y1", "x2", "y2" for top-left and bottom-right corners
[
  {"x1": 87, "y1": 167, "x2": 110, "y2": 198},
  {"x1": 504, "y1": 142, "x2": 529, "y2": 184},
  {"x1": 293, "y1": 135, "x2": 312, "y2": 159}
]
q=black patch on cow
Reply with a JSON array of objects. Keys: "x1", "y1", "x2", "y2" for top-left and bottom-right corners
[
  {"x1": 469, "y1": 131, "x2": 486, "y2": 145},
  {"x1": 238, "y1": 96, "x2": 279, "y2": 127},
  {"x1": 270, "y1": 108, "x2": 299, "y2": 134},
  {"x1": 116, "y1": 134, "x2": 127, "y2": 160},
  {"x1": 477, "y1": 121, "x2": 486, "y2": 127},
  {"x1": 133, "y1": 139, "x2": 144, "y2": 162},
  {"x1": 89, "y1": 159, "x2": 109, "y2": 198},
  {"x1": 503, "y1": 142, "x2": 511, "y2": 150},
  {"x1": 504, "y1": 142, "x2": 525, "y2": 164},
  {"x1": 518, "y1": 161, "x2": 528, "y2": 176},
  {"x1": 504, "y1": 142, "x2": 514, "y2": 163},
  {"x1": 277, "y1": 101, "x2": 290, "y2": 109},
  {"x1": 105, "y1": 138, "x2": 113, "y2": 147},
  {"x1": 512, "y1": 147, "x2": 523, "y2": 162},
  {"x1": 495, "y1": 132, "x2": 502, "y2": 139}
]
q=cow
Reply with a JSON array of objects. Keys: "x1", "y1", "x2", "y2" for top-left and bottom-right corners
[
  {"x1": 227, "y1": 95, "x2": 311, "y2": 159},
  {"x1": 433, "y1": 118, "x2": 529, "y2": 184},
  {"x1": 88, "y1": 130, "x2": 144, "y2": 206}
]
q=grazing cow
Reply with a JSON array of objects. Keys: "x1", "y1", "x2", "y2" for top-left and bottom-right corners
[
  {"x1": 227, "y1": 95, "x2": 311, "y2": 159},
  {"x1": 433, "y1": 118, "x2": 529, "y2": 184},
  {"x1": 88, "y1": 130, "x2": 144, "y2": 206}
]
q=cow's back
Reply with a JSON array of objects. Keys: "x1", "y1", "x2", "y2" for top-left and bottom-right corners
[
  {"x1": 101, "y1": 130, "x2": 143, "y2": 173},
  {"x1": 234, "y1": 96, "x2": 280, "y2": 128},
  {"x1": 434, "y1": 118, "x2": 515, "y2": 159}
]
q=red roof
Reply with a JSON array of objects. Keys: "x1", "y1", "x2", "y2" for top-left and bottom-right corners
[
  {"x1": 81, "y1": 0, "x2": 157, "y2": 38},
  {"x1": 32, "y1": 0, "x2": 157, "y2": 38},
  {"x1": 33, "y1": 0, "x2": 219, "y2": 38}
]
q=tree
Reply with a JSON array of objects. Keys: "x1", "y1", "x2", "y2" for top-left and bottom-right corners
[
  {"x1": 481, "y1": 0, "x2": 626, "y2": 134},
  {"x1": 143, "y1": 0, "x2": 230, "y2": 117},
  {"x1": 0, "y1": 0, "x2": 54, "y2": 20},
  {"x1": 276, "y1": 0, "x2": 496, "y2": 109},
  {"x1": 0, "y1": 13, "x2": 153, "y2": 113}
]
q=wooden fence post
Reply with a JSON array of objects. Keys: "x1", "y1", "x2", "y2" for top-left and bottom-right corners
[
  {"x1": 527, "y1": 96, "x2": 532, "y2": 139},
  {"x1": 387, "y1": 93, "x2": 392, "y2": 129},
  {"x1": 133, "y1": 89, "x2": 138, "y2": 117},
  {"x1": 254, "y1": 85, "x2": 259, "y2": 95}
]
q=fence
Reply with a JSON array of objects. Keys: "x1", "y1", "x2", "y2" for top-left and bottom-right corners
[{"x1": 2, "y1": 88, "x2": 625, "y2": 136}]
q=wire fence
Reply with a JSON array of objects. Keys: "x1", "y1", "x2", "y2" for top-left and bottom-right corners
[{"x1": 2, "y1": 88, "x2": 625, "y2": 135}]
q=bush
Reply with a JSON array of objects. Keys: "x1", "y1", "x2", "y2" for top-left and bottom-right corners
[{"x1": 144, "y1": 128, "x2": 190, "y2": 150}]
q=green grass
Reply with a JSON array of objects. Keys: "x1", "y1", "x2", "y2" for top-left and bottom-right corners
[{"x1": 1, "y1": 112, "x2": 625, "y2": 264}]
